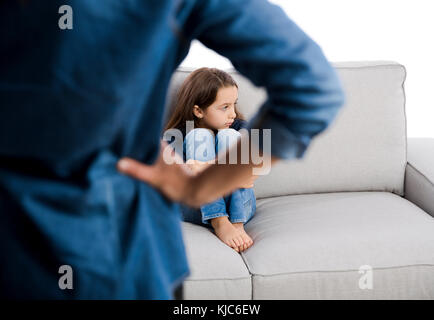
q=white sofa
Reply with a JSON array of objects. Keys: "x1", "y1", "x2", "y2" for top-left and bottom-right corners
[{"x1": 165, "y1": 61, "x2": 434, "y2": 299}]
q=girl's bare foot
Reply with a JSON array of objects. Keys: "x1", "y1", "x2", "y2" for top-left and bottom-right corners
[
  {"x1": 210, "y1": 217, "x2": 249, "y2": 252},
  {"x1": 232, "y1": 223, "x2": 254, "y2": 251}
]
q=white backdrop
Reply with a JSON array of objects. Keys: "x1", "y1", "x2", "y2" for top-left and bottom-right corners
[{"x1": 179, "y1": 0, "x2": 434, "y2": 138}]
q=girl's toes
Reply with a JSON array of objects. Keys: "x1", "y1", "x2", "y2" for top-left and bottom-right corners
[
  {"x1": 238, "y1": 238, "x2": 245, "y2": 249},
  {"x1": 234, "y1": 237, "x2": 243, "y2": 250},
  {"x1": 227, "y1": 240, "x2": 238, "y2": 252},
  {"x1": 244, "y1": 237, "x2": 253, "y2": 249},
  {"x1": 241, "y1": 234, "x2": 251, "y2": 246},
  {"x1": 232, "y1": 238, "x2": 241, "y2": 247}
]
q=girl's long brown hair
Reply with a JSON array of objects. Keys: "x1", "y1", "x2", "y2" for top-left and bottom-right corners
[{"x1": 164, "y1": 67, "x2": 245, "y2": 132}]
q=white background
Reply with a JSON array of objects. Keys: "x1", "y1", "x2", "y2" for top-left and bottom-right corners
[{"x1": 180, "y1": 0, "x2": 434, "y2": 138}]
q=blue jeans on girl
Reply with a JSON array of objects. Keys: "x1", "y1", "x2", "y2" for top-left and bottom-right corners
[{"x1": 180, "y1": 128, "x2": 256, "y2": 228}]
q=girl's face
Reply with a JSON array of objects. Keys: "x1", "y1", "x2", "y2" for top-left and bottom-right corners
[{"x1": 194, "y1": 86, "x2": 238, "y2": 130}]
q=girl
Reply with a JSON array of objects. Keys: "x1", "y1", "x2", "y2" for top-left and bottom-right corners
[{"x1": 164, "y1": 67, "x2": 257, "y2": 253}]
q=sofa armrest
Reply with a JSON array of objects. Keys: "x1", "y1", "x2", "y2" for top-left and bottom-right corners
[{"x1": 404, "y1": 137, "x2": 434, "y2": 217}]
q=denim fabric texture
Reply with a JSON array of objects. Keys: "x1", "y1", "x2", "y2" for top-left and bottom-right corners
[{"x1": 1, "y1": 0, "x2": 344, "y2": 299}]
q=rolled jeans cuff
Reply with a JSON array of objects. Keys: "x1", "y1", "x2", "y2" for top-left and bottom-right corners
[
  {"x1": 202, "y1": 212, "x2": 229, "y2": 225},
  {"x1": 200, "y1": 197, "x2": 227, "y2": 225}
]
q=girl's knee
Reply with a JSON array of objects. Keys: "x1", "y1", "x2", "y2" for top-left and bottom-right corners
[{"x1": 184, "y1": 128, "x2": 216, "y2": 161}]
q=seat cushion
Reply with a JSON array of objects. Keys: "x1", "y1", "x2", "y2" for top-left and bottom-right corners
[
  {"x1": 181, "y1": 221, "x2": 251, "y2": 299},
  {"x1": 242, "y1": 191, "x2": 434, "y2": 299}
]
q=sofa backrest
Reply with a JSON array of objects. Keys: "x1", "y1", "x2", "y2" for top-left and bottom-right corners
[{"x1": 164, "y1": 61, "x2": 407, "y2": 199}]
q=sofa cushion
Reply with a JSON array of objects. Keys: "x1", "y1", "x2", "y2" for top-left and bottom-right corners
[
  {"x1": 181, "y1": 222, "x2": 251, "y2": 299},
  {"x1": 165, "y1": 61, "x2": 407, "y2": 199},
  {"x1": 241, "y1": 191, "x2": 434, "y2": 299},
  {"x1": 251, "y1": 61, "x2": 407, "y2": 198}
]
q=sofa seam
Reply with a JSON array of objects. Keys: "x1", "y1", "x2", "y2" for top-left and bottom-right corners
[
  {"x1": 184, "y1": 276, "x2": 250, "y2": 282},
  {"x1": 406, "y1": 162, "x2": 434, "y2": 190},
  {"x1": 332, "y1": 64, "x2": 405, "y2": 70},
  {"x1": 239, "y1": 252, "x2": 254, "y2": 299},
  {"x1": 255, "y1": 190, "x2": 397, "y2": 202},
  {"x1": 249, "y1": 263, "x2": 434, "y2": 278},
  {"x1": 183, "y1": 264, "x2": 434, "y2": 284},
  {"x1": 401, "y1": 63, "x2": 408, "y2": 197},
  {"x1": 176, "y1": 63, "x2": 405, "y2": 74}
]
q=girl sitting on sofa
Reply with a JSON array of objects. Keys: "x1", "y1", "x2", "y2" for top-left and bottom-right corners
[{"x1": 164, "y1": 67, "x2": 257, "y2": 253}]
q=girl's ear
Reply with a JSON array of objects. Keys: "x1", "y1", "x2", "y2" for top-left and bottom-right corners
[{"x1": 192, "y1": 105, "x2": 204, "y2": 119}]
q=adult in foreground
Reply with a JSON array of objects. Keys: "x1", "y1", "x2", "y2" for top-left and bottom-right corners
[{"x1": 0, "y1": 0, "x2": 344, "y2": 299}]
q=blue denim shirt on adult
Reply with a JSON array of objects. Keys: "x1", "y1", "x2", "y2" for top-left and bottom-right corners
[{"x1": 0, "y1": 0, "x2": 344, "y2": 299}]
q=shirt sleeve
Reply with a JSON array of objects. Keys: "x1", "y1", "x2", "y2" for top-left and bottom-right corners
[{"x1": 184, "y1": 0, "x2": 346, "y2": 160}]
